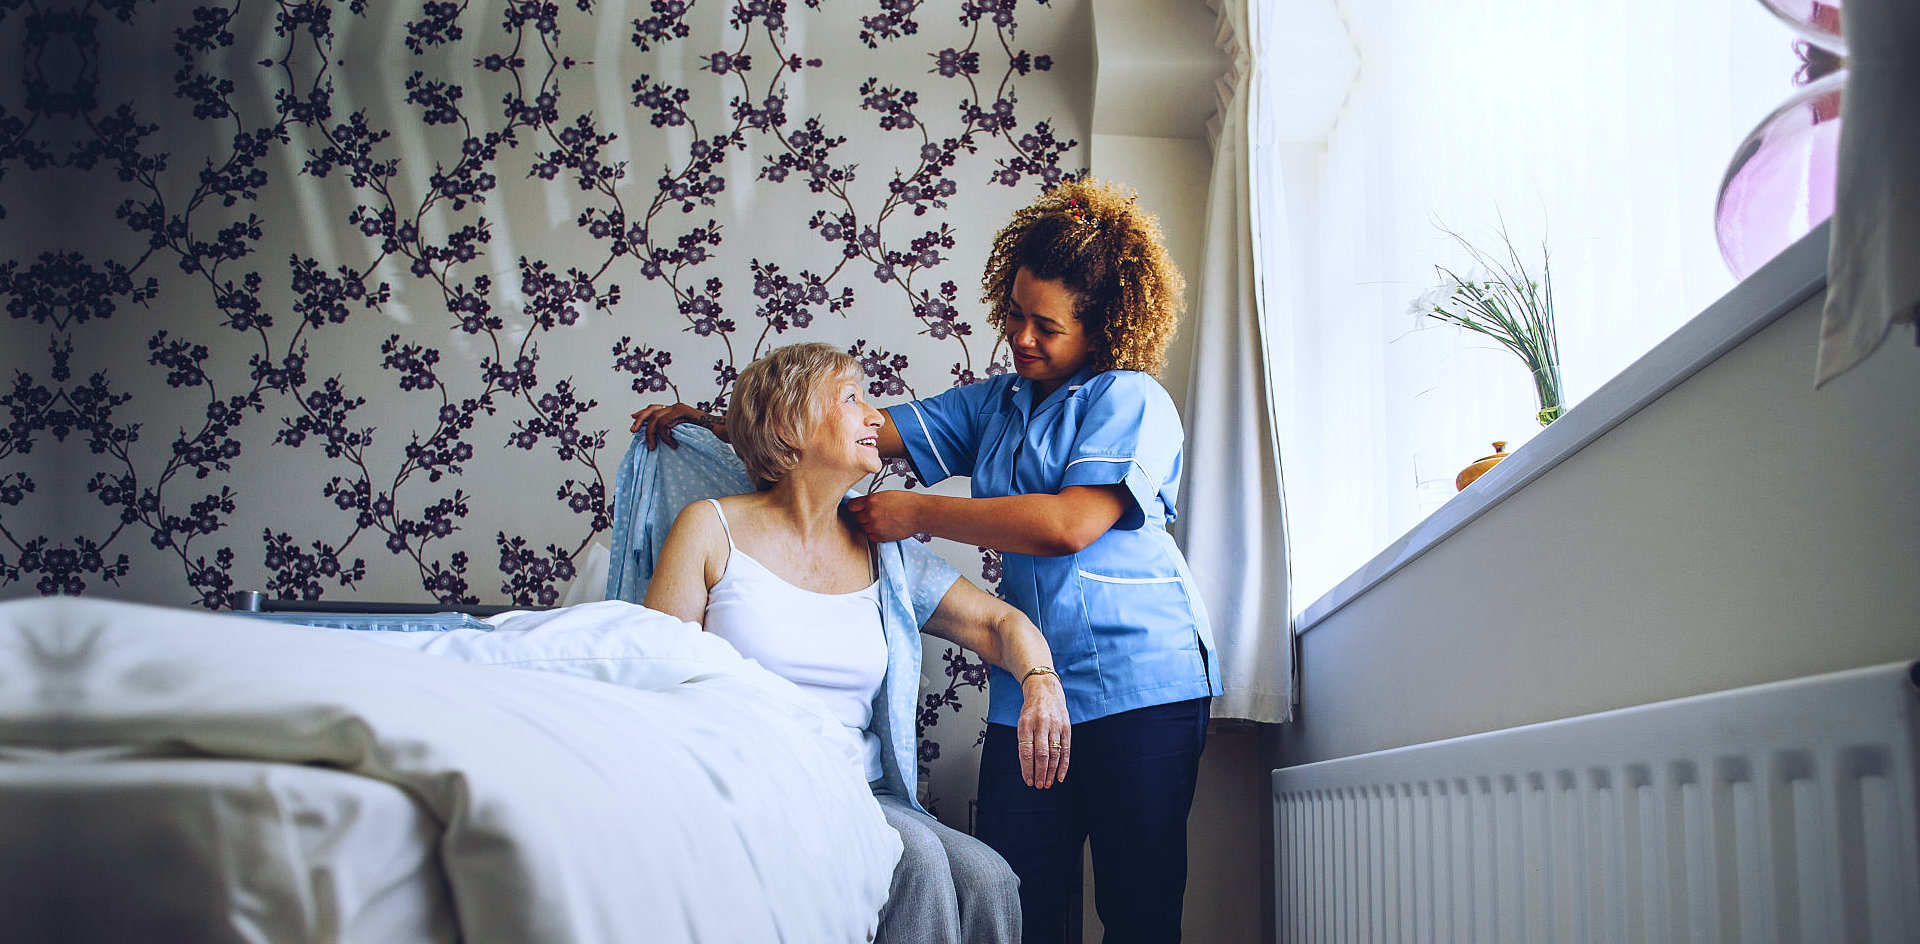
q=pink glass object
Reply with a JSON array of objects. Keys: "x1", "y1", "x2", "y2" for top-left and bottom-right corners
[
  {"x1": 1755, "y1": 0, "x2": 1846, "y2": 55},
  {"x1": 1715, "y1": 70, "x2": 1845, "y2": 280}
]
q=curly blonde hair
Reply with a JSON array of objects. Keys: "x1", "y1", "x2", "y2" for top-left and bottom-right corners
[
  {"x1": 981, "y1": 178, "x2": 1186, "y2": 375},
  {"x1": 729, "y1": 342, "x2": 860, "y2": 489}
]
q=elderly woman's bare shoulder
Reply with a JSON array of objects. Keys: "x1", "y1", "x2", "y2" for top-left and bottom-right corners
[
  {"x1": 671, "y1": 492, "x2": 781, "y2": 537},
  {"x1": 664, "y1": 496, "x2": 733, "y2": 542}
]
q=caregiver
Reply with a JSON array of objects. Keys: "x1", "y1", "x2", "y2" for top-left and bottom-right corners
[{"x1": 634, "y1": 178, "x2": 1220, "y2": 944}]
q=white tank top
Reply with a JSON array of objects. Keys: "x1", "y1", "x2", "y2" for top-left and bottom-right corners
[{"x1": 700, "y1": 499, "x2": 887, "y2": 781}]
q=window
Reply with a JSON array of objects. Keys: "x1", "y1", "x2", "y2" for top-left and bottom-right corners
[{"x1": 1262, "y1": 0, "x2": 1808, "y2": 611}]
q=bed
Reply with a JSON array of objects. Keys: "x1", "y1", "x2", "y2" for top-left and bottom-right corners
[{"x1": 0, "y1": 596, "x2": 902, "y2": 943}]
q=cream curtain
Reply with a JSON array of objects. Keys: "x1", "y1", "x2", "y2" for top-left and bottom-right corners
[
  {"x1": 1816, "y1": 0, "x2": 1920, "y2": 385},
  {"x1": 1177, "y1": 0, "x2": 1293, "y2": 724}
]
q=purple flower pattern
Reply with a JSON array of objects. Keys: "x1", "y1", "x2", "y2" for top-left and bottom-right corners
[{"x1": 2, "y1": 0, "x2": 1075, "y2": 818}]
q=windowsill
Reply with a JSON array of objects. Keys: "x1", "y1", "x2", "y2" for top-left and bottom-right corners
[{"x1": 1294, "y1": 221, "x2": 1832, "y2": 634}]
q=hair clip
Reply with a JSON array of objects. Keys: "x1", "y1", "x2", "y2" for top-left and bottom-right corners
[{"x1": 1063, "y1": 197, "x2": 1097, "y2": 229}]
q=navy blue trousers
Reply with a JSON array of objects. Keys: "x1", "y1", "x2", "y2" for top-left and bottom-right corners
[{"x1": 975, "y1": 697, "x2": 1210, "y2": 944}]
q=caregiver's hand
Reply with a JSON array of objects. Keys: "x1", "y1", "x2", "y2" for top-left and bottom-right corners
[
  {"x1": 845, "y1": 490, "x2": 923, "y2": 543},
  {"x1": 1017, "y1": 670, "x2": 1072, "y2": 788},
  {"x1": 629, "y1": 403, "x2": 723, "y2": 449}
]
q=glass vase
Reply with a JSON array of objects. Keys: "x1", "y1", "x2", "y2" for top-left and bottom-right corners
[
  {"x1": 1754, "y1": 0, "x2": 1845, "y2": 55},
  {"x1": 1532, "y1": 362, "x2": 1565, "y2": 426},
  {"x1": 1714, "y1": 69, "x2": 1845, "y2": 280}
]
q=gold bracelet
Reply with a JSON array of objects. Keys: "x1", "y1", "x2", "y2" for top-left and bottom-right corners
[{"x1": 1021, "y1": 665, "x2": 1057, "y2": 684}]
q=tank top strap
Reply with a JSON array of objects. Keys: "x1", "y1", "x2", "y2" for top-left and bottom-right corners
[{"x1": 703, "y1": 498, "x2": 736, "y2": 551}]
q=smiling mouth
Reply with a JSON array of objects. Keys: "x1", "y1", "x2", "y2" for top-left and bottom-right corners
[{"x1": 856, "y1": 437, "x2": 878, "y2": 448}]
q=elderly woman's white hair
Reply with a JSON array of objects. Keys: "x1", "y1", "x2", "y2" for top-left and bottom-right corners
[{"x1": 728, "y1": 342, "x2": 862, "y2": 488}]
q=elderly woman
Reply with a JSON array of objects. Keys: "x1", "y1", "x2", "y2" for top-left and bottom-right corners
[{"x1": 643, "y1": 342, "x2": 1070, "y2": 944}]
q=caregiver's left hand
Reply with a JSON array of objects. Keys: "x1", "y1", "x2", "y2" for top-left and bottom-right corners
[{"x1": 846, "y1": 490, "x2": 923, "y2": 543}]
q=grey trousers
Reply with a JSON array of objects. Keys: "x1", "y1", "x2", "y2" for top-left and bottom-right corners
[{"x1": 872, "y1": 790, "x2": 1022, "y2": 944}]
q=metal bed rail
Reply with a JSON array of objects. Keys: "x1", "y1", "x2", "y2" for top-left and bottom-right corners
[{"x1": 229, "y1": 591, "x2": 543, "y2": 619}]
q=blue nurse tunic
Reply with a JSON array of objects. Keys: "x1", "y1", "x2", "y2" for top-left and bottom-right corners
[{"x1": 886, "y1": 364, "x2": 1222, "y2": 726}]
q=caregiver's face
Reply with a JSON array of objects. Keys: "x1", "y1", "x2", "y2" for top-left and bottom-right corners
[
  {"x1": 1005, "y1": 267, "x2": 1095, "y2": 397},
  {"x1": 804, "y1": 374, "x2": 884, "y2": 476}
]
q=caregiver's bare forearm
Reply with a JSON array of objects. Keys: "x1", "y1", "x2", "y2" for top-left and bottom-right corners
[
  {"x1": 875, "y1": 411, "x2": 905, "y2": 458},
  {"x1": 890, "y1": 487, "x2": 1126, "y2": 556}
]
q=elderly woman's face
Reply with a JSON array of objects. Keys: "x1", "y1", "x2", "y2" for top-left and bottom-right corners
[
  {"x1": 800, "y1": 373, "x2": 884, "y2": 476},
  {"x1": 1005, "y1": 267, "x2": 1095, "y2": 397}
]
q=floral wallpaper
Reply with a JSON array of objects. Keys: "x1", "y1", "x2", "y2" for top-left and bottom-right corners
[{"x1": 1, "y1": 0, "x2": 1084, "y2": 817}]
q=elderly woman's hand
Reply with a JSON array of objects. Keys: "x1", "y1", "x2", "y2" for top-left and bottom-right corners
[
  {"x1": 630, "y1": 403, "x2": 723, "y2": 449},
  {"x1": 1016, "y1": 669, "x2": 1072, "y2": 788}
]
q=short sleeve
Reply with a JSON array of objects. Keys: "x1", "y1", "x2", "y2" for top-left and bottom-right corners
[
  {"x1": 1059, "y1": 372, "x2": 1183, "y2": 531},
  {"x1": 897, "y1": 537, "x2": 963, "y2": 629},
  {"x1": 884, "y1": 381, "x2": 997, "y2": 486}
]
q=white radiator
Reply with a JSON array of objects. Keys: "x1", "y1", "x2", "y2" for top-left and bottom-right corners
[{"x1": 1271, "y1": 660, "x2": 1920, "y2": 944}]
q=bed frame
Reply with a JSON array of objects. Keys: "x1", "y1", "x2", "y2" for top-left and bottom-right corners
[{"x1": 229, "y1": 590, "x2": 542, "y2": 619}]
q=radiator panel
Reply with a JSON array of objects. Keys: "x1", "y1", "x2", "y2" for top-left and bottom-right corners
[{"x1": 1272, "y1": 661, "x2": 1920, "y2": 944}]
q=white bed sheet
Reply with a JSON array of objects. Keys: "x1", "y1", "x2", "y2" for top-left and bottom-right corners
[
  {"x1": 0, "y1": 756, "x2": 452, "y2": 944},
  {"x1": 0, "y1": 597, "x2": 902, "y2": 944}
]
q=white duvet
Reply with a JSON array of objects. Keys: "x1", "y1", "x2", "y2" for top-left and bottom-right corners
[{"x1": 0, "y1": 597, "x2": 901, "y2": 943}]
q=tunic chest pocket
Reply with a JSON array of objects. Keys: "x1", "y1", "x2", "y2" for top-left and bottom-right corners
[{"x1": 1008, "y1": 400, "x2": 1087, "y2": 495}]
